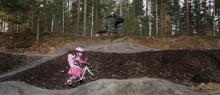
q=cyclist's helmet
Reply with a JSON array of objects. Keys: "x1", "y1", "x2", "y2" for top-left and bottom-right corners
[{"x1": 75, "y1": 47, "x2": 84, "y2": 52}]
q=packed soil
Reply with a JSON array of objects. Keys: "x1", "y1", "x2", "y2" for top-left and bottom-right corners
[{"x1": 0, "y1": 50, "x2": 220, "y2": 90}]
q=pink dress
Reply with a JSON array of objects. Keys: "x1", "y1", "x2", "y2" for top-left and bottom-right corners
[{"x1": 67, "y1": 54, "x2": 83, "y2": 78}]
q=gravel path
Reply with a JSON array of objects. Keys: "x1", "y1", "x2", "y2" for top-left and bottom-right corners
[
  {"x1": 86, "y1": 42, "x2": 159, "y2": 53},
  {"x1": 1, "y1": 77, "x2": 220, "y2": 95}
]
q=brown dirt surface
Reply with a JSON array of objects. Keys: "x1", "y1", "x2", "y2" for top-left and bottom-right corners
[{"x1": 0, "y1": 50, "x2": 220, "y2": 90}]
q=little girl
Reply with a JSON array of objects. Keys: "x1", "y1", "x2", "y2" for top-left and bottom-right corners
[{"x1": 66, "y1": 47, "x2": 87, "y2": 86}]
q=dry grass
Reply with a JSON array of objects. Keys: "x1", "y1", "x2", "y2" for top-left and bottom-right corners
[
  {"x1": 0, "y1": 33, "x2": 112, "y2": 54},
  {"x1": 129, "y1": 36, "x2": 220, "y2": 50},
  {"x1": 197, "y1": 83, "x2": 220, "y2": 92},
  {"x1": 1, "y1": 33, "x2": 220, "y2": 54}
]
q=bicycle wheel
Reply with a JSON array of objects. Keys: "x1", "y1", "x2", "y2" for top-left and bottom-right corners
[{"x1": 65, "y1": 77, "x2": 79, "y2": 88}]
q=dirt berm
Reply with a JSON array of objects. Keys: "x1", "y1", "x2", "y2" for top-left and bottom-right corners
[
  {"x1": 1, "y1": 50, "x2": 220, "y2": 90},
  {"x1": 0, "y1": 77, "x2": 220, "y2": 95}
]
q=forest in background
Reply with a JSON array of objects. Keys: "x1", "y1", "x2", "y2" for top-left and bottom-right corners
[{"x1": 0, "y1": 0, "x2": 220, "y2": 37}]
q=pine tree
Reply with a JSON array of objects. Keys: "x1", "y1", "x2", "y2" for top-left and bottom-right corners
[
  {"x1": 131, "y1": 0, "x2": 144, "y2": 35},
  {"x1": 215, "y1": 0, "x2": 220, "y2": 36},
  {"x1": 133, "y1": 0, "x2": 144, "y2": 18},
  {"x1": 143, "y1": 0, "x2": 150, "y2": 36},
  {"x1": 192, "y1": 0, "x2": 201, "y2": 35},
  {"x1": 185, "y1": 0, "x2": 190, "y2": 35},
  {"x1": 83, "y1": 0, "x2": 87, "y2": 36},
  {"x1": 179, "y1": 0, "x2": 192, "y2": 35},
  {"x1": 169, "y1": 0, "x2": 181, "y2": 36},
  {"x1": 77, "y1": 0, "x2": 81, "y2": 35},
  {"x1": 159, "y1": 0, "x2": 167, "y2": 36},
  {"x1": 198, "y1": 0, "x2": 213, "y2": 35},
  {"x1": 150, "y1": 0, "x2": 159, "y2": 36},
  {"x1": 94, "y1": 0, "x2": 101, "y2": 32}
]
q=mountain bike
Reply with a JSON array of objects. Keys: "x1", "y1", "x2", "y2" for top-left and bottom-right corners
[
  {"x1": 96, "y1": 17, "x2": 123, "y2": 36},
  {"x1": 65, "y1": 63, "x2": 94, "y2": 87}
]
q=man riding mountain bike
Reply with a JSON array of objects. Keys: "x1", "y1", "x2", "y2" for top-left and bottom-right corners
[
  {"x1": 107, "y1": 12, "x2": 124, "y2": 31},
  {"x1": 96, "y1": 11, "x2": 124, "y2": 36}
]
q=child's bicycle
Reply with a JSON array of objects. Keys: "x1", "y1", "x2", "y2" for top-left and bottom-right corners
[
  {"x1": 95, "y1": 17, "x2": 123, "y2": 37},
  {"x1": 65, "y1": 61, "x2": 94, "y2": 87}
]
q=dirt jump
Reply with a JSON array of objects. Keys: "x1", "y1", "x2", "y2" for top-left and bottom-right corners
[{"x1": 0, "y1": 41, "x2": 220, "y2": 95}]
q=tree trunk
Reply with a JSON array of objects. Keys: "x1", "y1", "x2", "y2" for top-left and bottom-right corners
[
  {"x1": 213, "y1": 0, "x2": 216, "y2": 36},
  {"x1": 51, "y1": 15, "x2": 55, "y2": 32},
  {"x1": 139, "y1": 24, "x2": 143, "y2": 36},
  {"x1": 16, "y1": 16, "x2": 19, "y2": 33},
  {"x1": 216, "y1": 0, "x2": 220, "y2": 36},
  {"x1": 83, "y1": 0, "x2": 87, "y2": 36},
  {"x1": 133, "y1": 0, "x2": 136, "y2": 18},
  {"x1": 36, "y1": 15, "x2": 40, "y2": 45},
  {"x1": 2, "y1": 21, "x2": 6, "y2": 32},
  {"x1": 94, "y1": 0, "x2": 97, "y2": 31},
  {"x1": 119, "y1": 0, "x2": 123, "y2": 16},
  {"x1": 147, "y1": 0, "x2": 152, "y2": 36},
  {"x1": 0, "y1": 20, "x2": 2, "y2": 28},
  {"x1": 2, "y1": 21, "x2": 4, "y2": 31},
  {"x1": 94, "y1": 0, "x2": 100, "y2": 23},
  {"x1": 91, "y1": 0, "x2": 94, "y2": 37},
  {"x1": 77, "y1": 0, "x2": 80, "y2": 35},
  {"x1": 68, "y1": 0, "x2": 70, "y2": 11},
  {"x1": 163, "y1": 1, "x2": 166, "y2": 35},
  {"x1": 31, "y1": 9, "x2": 34, "y2": 33},
  {"x1": 159, "y1": 0, "x2": 165, "y2": 36},
  {"x1": 94, "y1": 0, "x2": 100, "y2": 32},
  {"x1": 62, "y1": 1, "x2": 65, "y2": 33},
  {"x1": 155, "y1": 0, "x2": 158, "y2": 36},
  {"x1": 185, "y1": 0, "x2": 190, "y2": 35},
  {"x1": 146, "y1": 0, "x2": 149, "y2": 18}
]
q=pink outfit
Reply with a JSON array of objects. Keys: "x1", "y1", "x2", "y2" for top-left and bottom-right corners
[
  {"x1": 67, "y1": 54, "x2": 85, "y2": 78},
  {"x1": 68, "y1": 66, "x2": 83, "y2": 77}
]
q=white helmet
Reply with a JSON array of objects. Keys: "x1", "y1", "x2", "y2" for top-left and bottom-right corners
[
  {"x1": 110, "y1": 12, "x2": 115, "y2": 15},
  {"x1": 75, "y1": 47, "x2": 84, "y2": 52}
]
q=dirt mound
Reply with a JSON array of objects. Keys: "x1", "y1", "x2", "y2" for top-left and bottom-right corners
[
  {"x1": 0, "y1": 50, "x2": 220, "y2": 89},
  {"x1": 87, "y1": 50, "x2": 220, "y2": 83},
  {"x1": 2, "y1": 78, "x2": 219, "y2": 95},
  {"x1": 0, "y1": 53, "x2": 24, "y2": 74}
]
